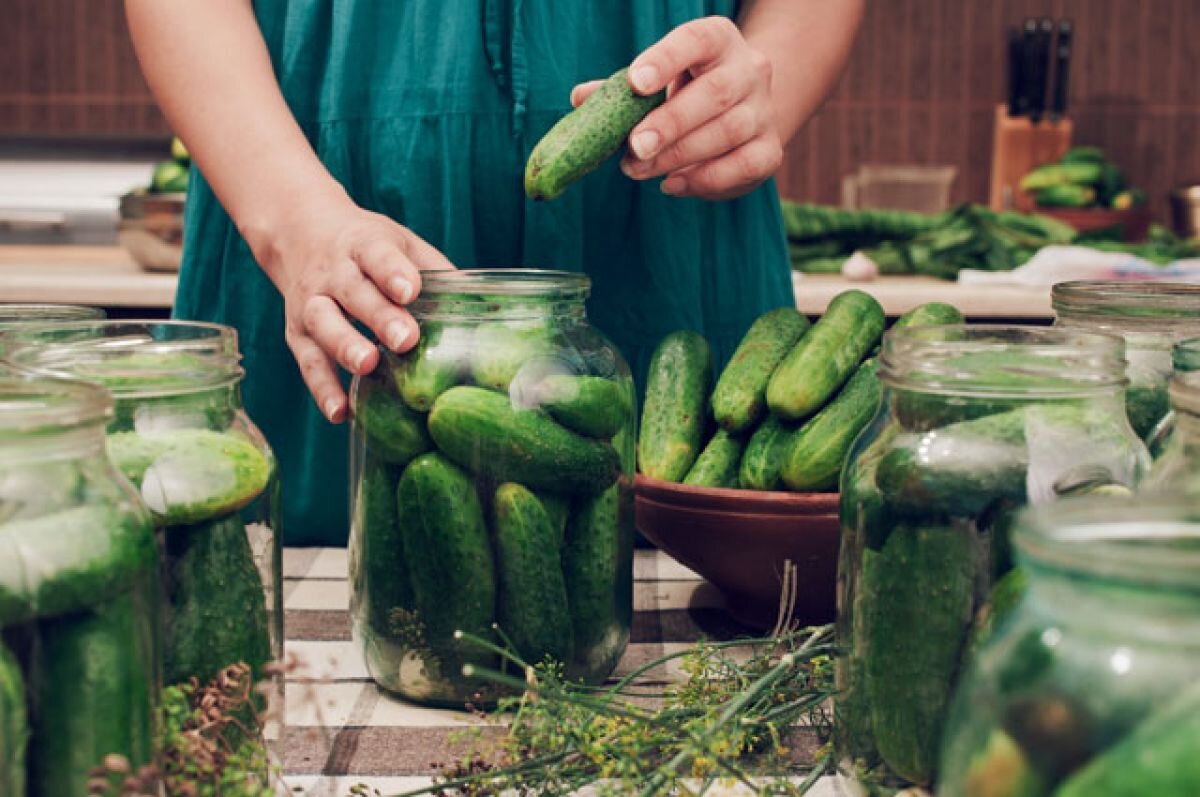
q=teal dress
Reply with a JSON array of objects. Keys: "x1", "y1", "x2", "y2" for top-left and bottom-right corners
[{"x1": 175, "y1": 0, "x2": 794, "y2": 545}]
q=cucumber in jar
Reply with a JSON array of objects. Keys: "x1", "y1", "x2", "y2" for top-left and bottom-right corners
[{"x1": 0, "y1": 640, "x2": 26, "y2": 797}]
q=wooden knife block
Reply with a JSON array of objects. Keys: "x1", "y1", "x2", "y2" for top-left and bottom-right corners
[{"x1": 989, "y1": 104, "x2": 1073, "y2": 212}]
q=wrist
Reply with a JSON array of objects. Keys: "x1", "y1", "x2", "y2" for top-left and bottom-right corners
[{"x1": 236, "y1": 175, "x2": 352, "y2": 274}]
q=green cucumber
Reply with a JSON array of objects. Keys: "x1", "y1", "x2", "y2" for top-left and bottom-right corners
[
  {"x1": 1019, "y1": 162, "x2": 1103, "y2": 192},
  {"x1": 563, "y1": 483, "x2": 631, "y2": 682},
  {"x1": 738, "y1": 415, "x2": 795, "y2": 491},
  {"x1": 0, "y1": 505, "x2": 155, "y2": 627},
  {"x1": 537, "y1": 491, "x2": 571, "y2": 544},
  {"x1": 390, "y1": 322, "x2": 471, "y2": 412},
  {"x1": 767, "y1": 290, "x2": 884, "y2": 421},
  {"x1": 712, "y1": 307, "x2": 811, "y2": 432},
  {"x1": 164, "y1": 513, "x2": 273, "y2": 685},
  {"x1": 1125, "y1": 383, "x2": 1170, "y2": 442},
  {"x1": 780, "y1": 359, "x2": 881, "y2": 491},
  {"x1": 0, "y1": 641, "x2": 27, "y2": 797},
  {"x1": 682, "y1": 429, "x2": 745, "y2": 489},
  {"x1": 841, "y1": 421, "x2": 899, "y2": 548},
  {"x1": 471, "y1": 324, "x2": 554, "y2": 393},
  {"x1": 429, "y1": 386, "x2": 620, "y2": 494},
  {"x1": 492, "y1": 484, "x2": 574, "y2": 666},
  {"x1": 893, "y1": 301, "x2": 965, "y2": 329},
  {"x1": 1035, "y1": 184, "x2": 1095, "y2": 209},
  {"x1": 1053, "y1": 682, "x2": 1200, "y2": 797},
  {"x1": 29, "y1": 589, "x2": 157, "y2": 797},
  {"x1": 861, "y1": 522, "x2": 978, "y2": 786},
  {"x1": 354, "y1": 368, "x2": 431, "y2": 465},
  {"x1": 107, "y1": 428, "x2": 271, "y2": 525},
  {"x1": 528, "y1": 375, "x2": 629, "y2": 439},
  {"x1": 525, "y1": 67, "x2": 666, "y2": 201},
  {"x1": 397, "y1": 453, "x2": 496, "y2": 683},
  {"x1": 350, "y1": 460, "x2": 410, "y2": 639},
  {"x1": 638, "y1": 331, "x2": 712, "y2": 482}
]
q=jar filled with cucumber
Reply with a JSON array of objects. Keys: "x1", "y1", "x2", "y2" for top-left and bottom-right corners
[
  {"x1": 638, "y1": 291, "x2": 963, "y2": 493},
  {"x1": 836, "y1": 325, "x2": 1149, "y2": 793},
  {"x1": 1142, "y1": 367, "x2": 1200, "y2": 495},
  {"x1": 1053, "y1": 281, "x2": 1200, "y2": 454},
  {"x1": 3, "y1": 322, "x2": 282, "y2": 728},
  {"x1": 939, "y1": 496, "x2": 1200, "y2": 797},
  {"x1": 348, "y1": 270, "x2": 635, "y2": 706},
  {"x1": 0, "y1": 373, "x2": 159, "y2": 797}
]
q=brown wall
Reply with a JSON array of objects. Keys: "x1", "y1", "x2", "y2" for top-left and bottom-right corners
[
  {"x1": 780, "y1": 0, "x2": 1200, "y2": 219},
  {"x1": 3, "y1": 0, "x2": 1197, "y2": 217}
]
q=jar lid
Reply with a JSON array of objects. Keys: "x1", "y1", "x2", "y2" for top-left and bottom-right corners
[
  {"x1": 880, "y1": 324, "x2": 1129, "y2": 397},
  {"x1": 0, "y1": 370, "x2": 112, "y2": 435},
  {"x1": 1052, "y1": 281, "x2": 1200, "y2": 321},
  {"x1": 2, "y1": 321, "x2": 243, "y2": 399},
  {"x1": 1016, "y1": 496, "x2": 1200, "y2": 592},
  {"x1": 0, "y1": 303, "x2": 105, "y2": 330}
]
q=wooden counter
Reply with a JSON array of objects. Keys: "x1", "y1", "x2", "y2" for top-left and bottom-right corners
[
  {"x1": 0, "y1": 245, "x2": 176, "y2": 308},
  {"x1": 0, "y1": 245, "x2": 1055, "y2": 321}
]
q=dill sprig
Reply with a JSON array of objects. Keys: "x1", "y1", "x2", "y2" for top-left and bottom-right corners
[{"x1": 374, "y1": 623, "x2": 836, "y2": 797}]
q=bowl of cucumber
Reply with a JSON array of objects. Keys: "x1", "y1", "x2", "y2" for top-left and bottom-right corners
[{"x1": 635, "y1": 475, "x2": 840, "y2": 630}]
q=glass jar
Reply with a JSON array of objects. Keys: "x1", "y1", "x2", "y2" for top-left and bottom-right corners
[
  {"x1": 0, "y1": 373, "x2": 159, "y2": 795},
  {"x1": 836, "y1": 325, "x2": 1148, "y2": 793},
  {"x1": 1175, "y1": 336, "x2": 1200, "y2": 373},
  {"x1": 1053, "y1": 281, "x2": 1200, "y2": 446},
  {"x1": 939, "y1": 496, "x2": 1200, "y2": 797},
  {"x1": 0, "y1": 303, "x2": 104, "y2": 329},
  {"x1": 1142, "y1": 369, "x2": 1200, "y2": 494},
  {"x1": 2, "y1": 322, "x2": 282, "y2": 725},
  {"x1": 349, "y1": 269, "x2": 635, "y2": 707}
]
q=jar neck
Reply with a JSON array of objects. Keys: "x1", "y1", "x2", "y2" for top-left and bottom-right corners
[
  {"x1": 1, "y1": 422, "x2": 108, "y2": 465},
  {"x1": 1052, "y1": 281, "x2": 1200, "y2": 338},
  {"x1": 112, "y1": 383, "x2": 241, "y2": 432},
  {"x1": 411, "y1": 269, "x2": 591, "y2": 323}
]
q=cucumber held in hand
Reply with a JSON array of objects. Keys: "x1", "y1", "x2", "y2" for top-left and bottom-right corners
[
  {"x1": 767, "y1": 290, "x2": 884, "y2": 421},
  {"x1": 525, "y1": 68, "x2": 666, "y2": 201},
  {"x1": 780, "y1": 359, "x2": 881, "y2": 491},
  {"x1": 429, "y1": 386, "x2": 620, "y2": 494},
  {"x1": 712, "y1": 307, "x2": 811, "y2": 432},
  {"x1": 683, "y1": 428, "x2": 745, "y2": 489},
  {"x1": 638, "y1": 331, "x2": 712, "y2": 482},
  {"x1": 492, "y1": 484, "x2": 575, "y2": 666}
]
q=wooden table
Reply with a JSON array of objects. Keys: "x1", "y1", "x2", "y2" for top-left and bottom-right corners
[{"x1": 792, "y1": 273, "x2": 1053, "y2": 320}]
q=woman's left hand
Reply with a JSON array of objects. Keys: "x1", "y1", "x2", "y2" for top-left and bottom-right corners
[{"x1": 571, "y1": 16, "x2": 783, "y2": 201}]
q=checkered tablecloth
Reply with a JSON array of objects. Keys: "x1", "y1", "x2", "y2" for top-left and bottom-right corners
[{"x1": 278, "y1": 547, "x2": 832, "y2": 796}]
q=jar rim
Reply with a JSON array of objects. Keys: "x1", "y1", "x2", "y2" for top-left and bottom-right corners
[
  {"x1": 2, "y1": 320, "x2": 243, "y2": 399},
  {"x1": 420, "y1": 269, "x2": 590, "y2": 299},
  {"x1": 1052, "y1": 280, "x2": 1200, "y2": 320},
  {"x1": 0, "y1": 371, "x2": 112, "y2": 433},
  {"x1": 0, "y1": 303, "x2": 105, "y2": 329},
  {"x1": 1016, "y1": 496, "x2": 1200, "y2": 591},
  {"x1": 880, "y1": 324, "x2": 1129, "y2": 397}
]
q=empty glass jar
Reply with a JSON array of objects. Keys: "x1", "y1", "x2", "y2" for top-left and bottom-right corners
[
  {"x1": 349, "y1": 270, "x2": 635, "y2": 707},
  {"x1": 939, "y1": 496, "x2": 1200, "y2": 797}
]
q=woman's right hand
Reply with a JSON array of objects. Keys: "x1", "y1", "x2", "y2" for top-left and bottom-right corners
[{"x1": 247, "y1": 189, "x2": 454, "y2": 423}]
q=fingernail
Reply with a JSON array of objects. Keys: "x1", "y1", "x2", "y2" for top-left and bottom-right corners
[
  {"x1": 386, "y1": 320, "x2": 411, "y2": 351},
  {"x1": 630, "y1": 65, "x2": 657, "y2": 93},
  {"x1": 323, "y1": 398, "x2": 342, "y2": 421},
  {"x1": 620, "y1": 159, "x2": 641, "y2": 179},
  {"x1": 630, "y1": 130, "x2": 660, "y2": 161},
  {"x1": 390, "y1": 276, "x2": 414, "y2": 304},
  {"x1": 661, "y1": 175, "x2": 686, "y2": 195},
  {"x1": 350, "y1": 345, "x2": 372, "y2": 372}
]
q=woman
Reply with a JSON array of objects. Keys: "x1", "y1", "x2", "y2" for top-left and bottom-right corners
[{"x1": 126, "y1": 0, "x2": 863, "y2": 545}]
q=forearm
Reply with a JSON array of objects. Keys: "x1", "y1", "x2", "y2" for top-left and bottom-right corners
[
  {"x1": 125, "y1": 0, "x2": 346, "y2": 263},
  {"x1": 739, "y1": 0, "x2": 864, "y2": 143}
]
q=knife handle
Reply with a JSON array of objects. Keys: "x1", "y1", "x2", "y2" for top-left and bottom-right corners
[{"x1": 1051, "y1": 19, "x2": 1073, "y2": 119}]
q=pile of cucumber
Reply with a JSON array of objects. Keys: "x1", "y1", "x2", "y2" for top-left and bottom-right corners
[
  {"x1": 351, "y1": 333, "x2": 634, "y2": 702},
  {"x1": 1020, "y1": 146, "x2": 1143, "y2": 211},
  {"x1": 637, "y1": 291, "x2": 965, "y2": 493}
]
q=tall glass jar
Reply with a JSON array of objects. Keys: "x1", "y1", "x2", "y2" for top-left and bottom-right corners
[
  {"x1": 1142, "y1": 369, "x2": 1200, "y2": 494},
  {"x1": 2, "y1": 322, "x2": 282, "y2": 729},
  {"x1": 0, "y1": 303, "x2": 104, "y2": 328},
  {"x1": 836, "y1": 326, "x2": 1148, "y2": 794},
  {"x1": 939, "y1": 496, "x2": 1200, "y2": 797},
  {"x1": 1053, "y1": 281, "x2": 1200, "y2": 447},
  {"x1": 0, "y1": 373, "x2": 159, "y2": 796},
  {"x1": 349, "y1": 270, "x2": 635, "y2": 707}
]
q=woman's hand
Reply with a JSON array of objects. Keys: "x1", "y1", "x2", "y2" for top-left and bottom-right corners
[
  {"x1": 249, "y1": 190, "x2": 454, "y2": 423},
  {"x1": 572, "y1": 16, "x2": 783, "y2": 201}
]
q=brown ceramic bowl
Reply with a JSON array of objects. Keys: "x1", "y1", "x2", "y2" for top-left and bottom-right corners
[{"x1": 634, "y1": 475, "x2": 839, "y2": 632}]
